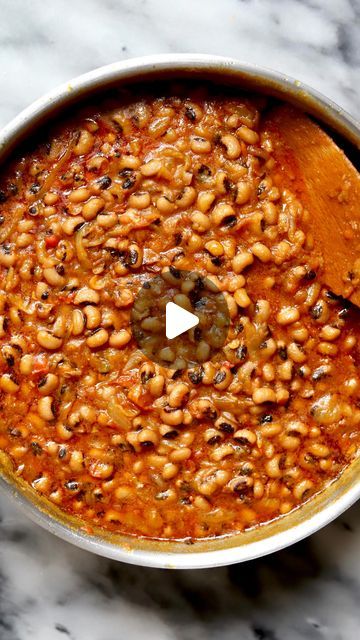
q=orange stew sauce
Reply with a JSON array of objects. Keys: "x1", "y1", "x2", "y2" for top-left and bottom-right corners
[{"x1": 0, "y1": 85, "x2": 359, "y2": 541}]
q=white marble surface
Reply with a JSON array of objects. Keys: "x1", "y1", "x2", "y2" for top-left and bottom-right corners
[{"x1": 0, "y1": 0, "x2": 359, "y2": 639}]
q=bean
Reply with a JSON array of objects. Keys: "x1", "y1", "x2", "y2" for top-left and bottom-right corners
[
  {"x1": 38, "y1": 373, "x2": 58, "y2": 395},
  {"x1": 277, "y1": 307, "x2": 300, "y2": 325},
  {"x1": 72, "y1": 309, "x2": 85, "y2": 335},
  {"x1": 37, "y1": 330, "x2": 62, "y2": 350},
  {"x1": 140, "y1": 158, "x2": 162, "y2": 176},
  {"x1": 43, "y1": 267, "x2": 65, "y2": 287},
  {"x1": 191, "y1": 211, "x2": 211, "y2": 233},
  {"x1": 237, "y1": 125, "x2": 259, "y2": 144},
  {"x1": 168, "y1": 383, "x2": 189, "y2": 408},
  {"x1": 83, "y1": 305, "x2": 101, "y2": 329},
  {"x1": 190, "y1": 137, "x2": 211, "y2": 154},
  {"x1": 68, "y1": 187, "x2": 90, "y2": 203},
  {"x1": 221, "y1": 134, "x2": 241, "y2": 159},
  {"x1": 0, "y1": 374, "x2": 19, "y2": 393},
  {"x1": 251, "y1": 242, "x2": 272, "y2": 263},
  {"x1": 73, "y1": 130, "x2": 94, "y2": 156},
  {"x1": 253, "y1": 387, "x2": 276, "y2": 404},
  {"x1": 82, "y1": 197, "x2": 105, "y2": 220},
  {"x1": 38, "y1": 396, "x2": 55, "y2": 421},
  {"x1": 109, "y1": 329, "x2": 131, "y2": 348},
  {"x1": 232, "y1": 252, "x2": 253, "y2": 273},
  {"x1": 234, "y1": 288, "x2": 251, "y2": 308},
  {"x1": 74, "y1": 287, "x2": 100, "y2": 305},
  {"x1": 87, "y1": 328, "x2": 109, "y2": 348}
]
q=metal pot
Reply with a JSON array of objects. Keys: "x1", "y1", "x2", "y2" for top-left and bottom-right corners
[{"x1": 0, "y1": 54, "x2": 359, "y2": 569}]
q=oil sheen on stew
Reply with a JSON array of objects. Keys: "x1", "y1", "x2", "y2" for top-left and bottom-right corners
[{"x1": 0, "y1": 86, "x2": 359, "y2": 541}]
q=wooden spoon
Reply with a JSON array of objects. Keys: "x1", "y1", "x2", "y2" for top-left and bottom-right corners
[{"x1": 264, "y1": 105, "x2": 360, "y2": 305}]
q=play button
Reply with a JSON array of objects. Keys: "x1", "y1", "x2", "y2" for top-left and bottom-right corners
[
  {"x1": 130, "y1": 269, "x2": 230, "y2": 369},
  {"x1": 166, "y1": 302, "x2": 199, "y2": 340}
]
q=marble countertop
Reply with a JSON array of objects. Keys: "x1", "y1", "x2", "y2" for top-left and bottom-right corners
[{"x1": 0, "y1": 0, "x2": 359, "y2": 639}]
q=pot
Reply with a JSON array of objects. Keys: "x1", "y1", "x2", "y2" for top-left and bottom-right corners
[{"x1": 0, "y1": 54, "x2": 359, "y2": 569}]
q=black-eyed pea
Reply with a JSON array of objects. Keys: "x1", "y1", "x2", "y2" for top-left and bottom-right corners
[
  {"x1": 125, "y1": 244, "x2": 142, "y2": 269},
  {"x1": 278, "y1": 360, "x2": 293, "y2": 381},
  {"x1": 128, "y1": 191, "x2": 151, "y2": 209},
  {"x1": 83, "y1": 305, "x2": 101, "y2": 329},
  {"x1": 213, "y1": 367, "x2": 233, "y2": 390},
  {"x1": 205, "y1": 240, "x2": 224, "y2": 257},
  {"x1": 72, "y1": 309, "x2": 85, "y2": 335},
  {"x1": 253, "y1": 387, "x2": 276, "y2": 404},
  {"x1": 89, "y1": 461, "x2": 114, "y2": 479},
  {"x1": 74, "y1": 287, "x2": 100, "y2": 305},
  {"x1": 162, "y1": 463, "x2": 179, "y2": 480},
  {"x1": 168, "y1": 382, "x2": 189, "y2": 408},
  {"x1": 234, "y1": 288, "x2": 252, "y2": 308},
  {"x1": 38, "y1": 373, "x2": 58, "y2": 395},
  {"x1": 97, "y1": 212, "x2": 118, "y2": 228},
  {"x1": 190, "y1": 211, "x2": 211, "y2": 233},
  {"x1": 169, "y1": 447, "x2": 192, "y2": 463},
  {"x1": 234, "y1": 429, "x2": 257, "y2": 445},
  {"x1": 287, "y1": 342, "x2": 307, "y2": 363},
  {"x1": 204, "y1": 428, "x2": 223, "y2": 445},
  {"x1": 277, "y1": 306, "x2": 300, "y2": 325},
  {"x1": 140, "y1": 158, "x2": 162, "y2": 176},
  {"x1": 251, "y1": 242, "x2": 272, "y2": 263},
  {"x1": 86, "y1": 328, "x2": 109, "y2": 348},
  {"x1": 38, "y1": 396, "x2": 55, "y2": 421},
  {"x1": 221, "y1": 134, "x2": 241, "y2": 159},
  {"x1": 0, "y1": 245, "x2": 16, "y2": 267},
  {"x1": 236, "y1": 181, "x2": 252, "y2": 205},
  {"x1": 176, "y1": 186, "x2": 196, "y2": 209},
  {"x1": 211, "y1": 203, "x2": 236, "y2": 227},
  {"x1": 73, "y1": 130, "x2": 94, "y2": 156},
  {"x1": 190, "y1": 136, "x2": 211, "y2": 154},
  {"x1": 109, "y1": 329, "x2": 132, "y2": 349},
  {"x1": 156, "y1": 195, "x2": 175, "y2": 213},
  {"x1": 317, "y1": 342, "x2": 338, "y2": 356},
  {"x1": 293, "y1": 479, "x2": 313, "y2": 500},
  {"x1": 114, "y1": 288, "x2": 134, "y2": 308},
  {"x1": 211, "y1": 444, "x2": 235, "y2": 462},
  {"x1": 62, "y1": 216, "x2": 85, "y2": 235},
  {"x1": 236, "y1": 125, "x2": 259, "y2": 144},
  {"x1": 19, "y1": 354, "x2": 33, "y2": 375},
  {"x1": 307, "y1": 443, "x2": 330, "y2": 458},
  {"x1": 68, "y1": 187, "x2": 91, "y2": 203},
  {"x1": 148, "y1": 374, "x2": 165, "y2": 397},
  {"x1": 138, "y1": 428, "x2": 159, "y2": 447},
  {"x1": 180, "y1": 431, "x2": 195, "y2": 446},
  {"x1": 320, "y1": 325, "x2": 341, "y2": 341},
  {"x1": 265, "y1": 454, "x2": 282, "y2": 478},
  {"x1": 32, "y1": 475, "x2": 51, "y2": 493},
  {"x1": 224, "y1": 292, "x2": 238, "y2": 319},
  {"x1": 43, "y1": 267, "x2": 65, "y2": 287},
  {"x1": 37, "y1": 330, "x2": 62, "y2": 350},
  {"x1": 160, "y1": 407, "x2": 184, "y2": 426},
  {"x1": 81, "y1": 197, "x2": 104, "y2": 220},
  {"x1": 69, "y1": 450, "x2": 84, "y2": 472},
  {"x1": 196, "y1": 191, "x2": 215, "y2": 212},
  {"x1": 231, "y1": 251, "x2": 254, "y2": 273},
  {"x1": 276, "y1": 387, "x2": 290, "y2": 405},
  {"x1": 0, "y1": 373, "x2": 19, "y2": 393}
]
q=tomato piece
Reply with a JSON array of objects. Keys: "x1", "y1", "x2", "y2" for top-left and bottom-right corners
[{"x1": 45, "y1": 235, "x2": 60, "y2": 249}]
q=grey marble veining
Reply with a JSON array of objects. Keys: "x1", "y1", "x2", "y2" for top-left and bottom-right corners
[{"x1": 0, "y1": 0, "x2": 359, "y2": 639}]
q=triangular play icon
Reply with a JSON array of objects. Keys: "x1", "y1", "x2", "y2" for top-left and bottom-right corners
[{"x1": 165, "y1": 301, "x2": 199, "y2": 340}]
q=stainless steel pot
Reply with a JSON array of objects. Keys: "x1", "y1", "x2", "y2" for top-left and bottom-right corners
[{"x1": 0, "y1": 54, "x2": 359, "y2": 569}]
